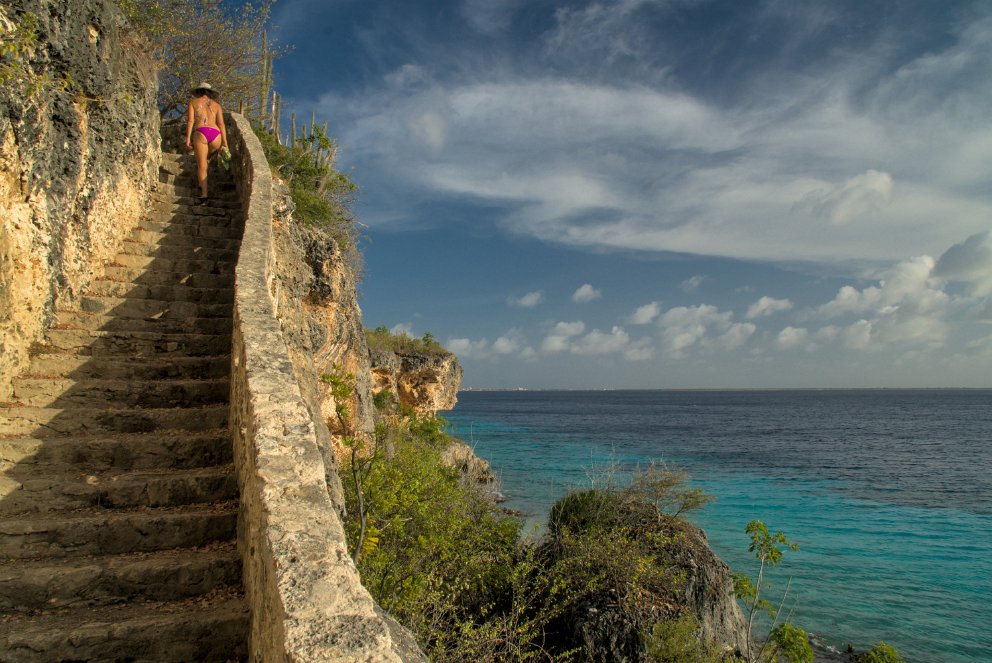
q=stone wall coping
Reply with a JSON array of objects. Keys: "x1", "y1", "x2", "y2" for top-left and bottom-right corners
[{"x1": 226, "y1": 112, "x2": 424, "y2": 662}]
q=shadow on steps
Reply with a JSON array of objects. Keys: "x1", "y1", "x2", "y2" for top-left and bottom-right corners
[{"x1": 0, "y1": 150, "x2": 250, "y2": 662}]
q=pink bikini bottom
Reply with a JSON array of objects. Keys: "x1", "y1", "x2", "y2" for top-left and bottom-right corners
[{"x1": 195, "y1": 126, "x2": 221, "y2": 143}]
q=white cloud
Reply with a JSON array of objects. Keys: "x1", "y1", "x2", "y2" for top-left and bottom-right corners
[
  {"x1": 552, "y1": 321, "x2": 585, "y2": 336},
  {"x1": 385, "y1": 63, "x2": 429, "y2": 88},
  {"x1": 447, "y1": 330, "x2": 536, "y2": 360},
  {"x1": 818, "y1": 256, "x2": 946, "y2": 318},
  {"x1": 842, "y1": 320, "x2": 873, "y2": 350},
  {"x1": 777, "y1": 326, "x2": 809, "y2": 349},
  {"x1": 390, "y1": 323, "x2": 414, "y2": 337},
  {"x1": 747, "y1": 296, "x2": 793, "y2": 319},
  {"x1": 715, "y1": 322, "x2": 756, "y2": 351},
  {"x1": 572, "y1": 283, "x2": 602, "y2": 303},
  {"x1": 934, "y1": 231, "x2": 992, "y2": 297},
  {"x1": 461, "y1": 0, "x2": 523, "y2": 33},
  {"x1": 629, "y1": 301, "x2": 661, "y2": 325},
  {"x1": 571, "y1": 326, "x2": 630, "y2": 355},
  {"x1": 492, "y1": 329, "x2": 527, "y2": 355},
  {"x1": 447, "y1": 337, "x2": 490, "y2": 359},
  {"x1": 508, "y1": 291, "x2": 544, "y2": 308},
  {"x1": 798, "y1": 169, "x2": 894, "y2": 226},
  {"x1": 811, "y1": 252, "x2": 955, "y2": 351},
  {"x1": 658, "y1": 304, "x2": 735, "y2": 357},
  {"x1": 680, "y1": 275, "x2": 705, "y2": 293},
  {"x1": 541, "y1": 320, "x2": 586, "y2": 353},
  {"x1": 409, "y1": 112, "x2": 447, "y2": 153}
]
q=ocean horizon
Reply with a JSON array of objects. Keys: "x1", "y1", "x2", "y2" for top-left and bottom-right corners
[{"x1": 444, "y1": 389, "x2": 992, "y2": 663}]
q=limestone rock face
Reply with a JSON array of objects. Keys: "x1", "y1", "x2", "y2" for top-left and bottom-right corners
[
  {"x1": 0, "y1": 0, "x2": 160, "y2": 398},
  {"x1": 552, "y1": 516, "x2": 746, "y2": 661},
  {"x1": 669, "y1": 520, "x2": 747, "y2": 648},
  {"x1": 370, "y1": 349, "x2": 463, "y2": 414},
  {"x1": 267, "y1": 185, "x2": 375, "y2": 511}
]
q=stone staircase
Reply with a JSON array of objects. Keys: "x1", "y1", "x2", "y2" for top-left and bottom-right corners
[{"x1": 0, "y1": 149, "x2": 248, "y2": 661}]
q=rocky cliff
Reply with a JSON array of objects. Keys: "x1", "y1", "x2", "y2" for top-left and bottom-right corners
[
  {"x1": 369, "y1": 348, "x2": 462, "y2": 413},
  {"x1": 0, "y1": 0, "x2": 159, "y2": 399}
]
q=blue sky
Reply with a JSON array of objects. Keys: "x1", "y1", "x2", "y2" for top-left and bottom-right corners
[{"x1": 269, "y1": 0, "x2": 992, "y2": 389}]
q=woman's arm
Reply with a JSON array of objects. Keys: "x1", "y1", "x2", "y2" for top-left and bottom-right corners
[
  {"x1": 185, "y1": 101, "x2": 194, "y2": 150},
  {"x1": 216, "y1": 104, "x2": 228, "y2": 149}
]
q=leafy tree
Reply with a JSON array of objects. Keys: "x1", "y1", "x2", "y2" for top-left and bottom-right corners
[
  {"x1": 733, "y1": 520, "x2": 809, "y2": 663},
  {"x1": 117, "y1": 0, "x2": 276, "y2": 116}
]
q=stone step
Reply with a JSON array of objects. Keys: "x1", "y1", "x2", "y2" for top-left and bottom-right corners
[
  {"x1": 0, "y1": 543, "x2": 241, "y2": 612},
  {"x1": 84, "y1": 280, "x2": 233, "y2": 304},
  {"x1": 75, "y1": 294, "x2": 232, "y2": 318},
  {"x1": 115, "y1": 229, "x2": 241, "y2": 255},
  {"x1": 0, "y1": 501, "x2": 238, "y2": 559},
  {"x1": 100, "y1": 265, "x2": 234, "y2": 288},
  {"x1": 26, "y1": 354, "x2": 229, "y2": 380},
  {"x1": 0, "y1": 430, "x2": 231, "y2": 473},
  {"x1": 0, "y1": 465, "x2": 236, "y2": 515},
  {"x1": 137, "y1": 214, "x2": 242, "y2": 237},
  {"x1": 150, "y1": 191, "x2": 240, "y2": 211},
  {"x1": 157, "y1": 175, "x2": 236, "y2": 197},
  {"x1": 36, "y1": 328, "x2": 230, "y2": 357},
  {"x1": 110, "y1": 253, "x2": 236, "y2": 276},
  {"x1": 0, "y1": 404, "x2": 228, "y2": 438},
  {"x1": 128, "y1": 226, "x2": 242, "y2": 250},
  {"x1": 150, "y1": 194, "x2": 239, "y2": 216},
  {"x1": 144, "y1": 207, "x2": 240, "y2": 228},
  {"x1": 117, "y1": 238, "x2": 239, "y2": 261},
  {"x1": 53, "y1": 310, "x2": 232, "y2": 335},
  {"x1": 11, "y1": 377, "x2": 229, "y2": 408},
  {"x1": 157, "y1": 157, "x2": 234, "y2": 178},
  {"x1": 0, "y1": 593, "x2": 248, "y2": 662}
]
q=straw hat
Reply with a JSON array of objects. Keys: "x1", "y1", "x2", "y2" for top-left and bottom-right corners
[{"x1": 191, "y1": 81, "x2": 217, "y2": 98}]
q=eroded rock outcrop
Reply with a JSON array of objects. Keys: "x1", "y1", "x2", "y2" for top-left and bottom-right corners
[
  {"x1": 266, "y1": 183, "x2": 375, "y2": 511},
  {"x1": 546, "y1": 492, "x2": 747, "y2": 661},
  {"x1": 0, "y1": 0, "x2": 159, "y2": 399},
  {"x1": 369, "y1": 348, "x2": 462, "y2": 413}
]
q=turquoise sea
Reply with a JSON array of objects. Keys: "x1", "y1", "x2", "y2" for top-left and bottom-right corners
[{"x1": 442, "y1": 390, "x2": 992, "y2": 663}]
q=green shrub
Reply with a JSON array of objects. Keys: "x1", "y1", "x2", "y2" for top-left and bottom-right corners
[
  {"x1": 645, "y1": 613, "x2": 723, "y2": 663},
  {"x1": 766, "y1": 623, "x2": 813, "y2": 663},
  {"x1": 859, "y1": 642, "x2": 906, "y2": 663},
  {"x1": 372, "y1": 389, "x2": 394, "y2": 411},
  {"x1": 366, "y1": 326, "x2": 449, "y2": 356}
]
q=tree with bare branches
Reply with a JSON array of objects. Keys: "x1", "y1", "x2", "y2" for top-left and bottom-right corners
[{"x1": 117, "y1": 0, "x2": 277, "y2": 117}]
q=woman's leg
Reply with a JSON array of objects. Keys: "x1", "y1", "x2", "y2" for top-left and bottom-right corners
[{"x1": 192, "y1": 134, "x2": 210, "y2": 199}]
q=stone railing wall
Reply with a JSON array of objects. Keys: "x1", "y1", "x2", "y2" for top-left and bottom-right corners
[{"x1": 226, "y1": 112, "x2": 426, "y2": 662}]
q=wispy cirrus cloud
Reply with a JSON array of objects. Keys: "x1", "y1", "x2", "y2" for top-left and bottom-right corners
[{"x1": 322, "y1": 7, "x2": 992, "y2": 267}]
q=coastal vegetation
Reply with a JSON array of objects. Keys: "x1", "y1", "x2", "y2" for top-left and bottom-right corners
[
  {"x1": 366, "y1": 326, "x2": 449, "y2": 356},
  {"x1": 254, "y1": 123, "x2": 361, "y2": 270},
  {"x1": 339, "y1": 384, "x2": 747, "y2": 661},
  {"x1": 342, "y1": 370, "x2": 910, "y2": 662}
]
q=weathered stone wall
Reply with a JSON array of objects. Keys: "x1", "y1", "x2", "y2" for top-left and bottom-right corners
[
  {"x1": 0, "y1": 0, "x2": 159, "y2": 399},
  {"x1": 370, "y1": 348, "x2": 463, "y2": 413},
  {"x1": 226, "y1": 112, "x2": 426, "y2": 662}
]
